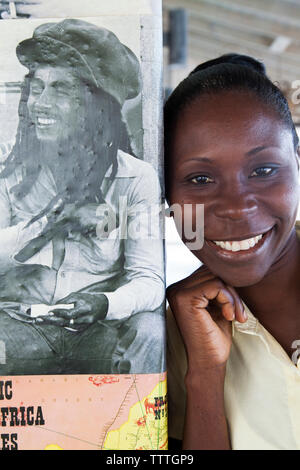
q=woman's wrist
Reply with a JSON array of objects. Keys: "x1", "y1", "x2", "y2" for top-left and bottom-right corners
[
  {"x1": 183, "y1": 363, "x2": 229, "y2": 450},
  {"x1": 185, "y1": 362, "x2": 227, "y2": 393}
]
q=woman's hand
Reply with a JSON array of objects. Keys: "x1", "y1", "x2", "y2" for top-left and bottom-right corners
[
  {"x1": 35, "y1": 293, "x2": 109, "y2": 331},
  {"x1": 167, "y1": 265, "x2": 247, "y2": 373},
  {"x1": 168, "y1": 265, "x2": 247, "y2": 449}
]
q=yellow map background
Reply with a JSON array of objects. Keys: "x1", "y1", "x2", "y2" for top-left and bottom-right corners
[{"x1": 104, "y1": 379, "x2": 167, "y2": 450}]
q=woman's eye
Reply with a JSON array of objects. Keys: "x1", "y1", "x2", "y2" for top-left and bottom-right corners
[
  {"x1": 190, "y1": 175, "x2": 214, "y2": 184},
  {"x1": 250, "y1": 167, "x2": 278, "y2": 177}
]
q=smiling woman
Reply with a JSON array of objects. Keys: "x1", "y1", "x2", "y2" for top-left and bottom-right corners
[
  {"x1": 165, "y1": 54, "x2": 300, "y2": 450},
  {"x1": 168, "y1": 89, "x2": 299, "y2": 288}
]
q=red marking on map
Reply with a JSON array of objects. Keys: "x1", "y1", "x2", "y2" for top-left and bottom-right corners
[
  {"x1": 136, "y1": 416, "x2": 147, "y2": 427},
  {"x1": 88, "y1": 376, "x2": 120, "y2": 387},
  {"x1": 159, "y1": 438, "x2": 168, "y2": 449},
  {"x1": 144, "y1": 398, "x2": 158, "y2": 414}
]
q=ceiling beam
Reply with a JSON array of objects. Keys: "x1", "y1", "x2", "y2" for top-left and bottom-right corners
[
  {"x1": 186, "y1": 11, "x2": 300, "y2": 47},
  {"x1": 188, "y1": 36, "x2": 300, "y2": 82},
  {"x1": 163, "y1": 0, "x2": 300, "y2": 41},
  {"x1": 187, "y1": 16, "x2": 273, "y2": 50},
  {"x1": 269, "y1": 35, "x2": 293, "y2": 54},
  {"x1": 172, "y1": 0, "x2": 300, "y2": 28},
  {"x1": 188, "y1": 25, "x2": 300, "y2": 70}
]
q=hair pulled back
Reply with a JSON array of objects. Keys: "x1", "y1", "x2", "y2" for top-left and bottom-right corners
[{"x1": 164, "y1": 54, "x2": 299, "y2": 184}]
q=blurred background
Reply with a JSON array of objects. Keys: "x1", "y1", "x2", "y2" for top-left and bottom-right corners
[{"x1": 0, "y1": 0, "x2": 300, "y2": 285}]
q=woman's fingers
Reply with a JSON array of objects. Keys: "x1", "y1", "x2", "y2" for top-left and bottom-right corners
[
  {"x1": 167, "y1": 267, "x2": 246, "y2": 324},
  {"x1": 168, "y1": 279, "x2": 235, "y2": 322},
  {"x1": 167, "y1": 268, "x2": 245, "y2": 368},
  {"x1": 194, "y1": 280, "x2": 236, "y2": 322},
  {"x1": 225, "y1": 285, "x2": 247, "y2": 323}
]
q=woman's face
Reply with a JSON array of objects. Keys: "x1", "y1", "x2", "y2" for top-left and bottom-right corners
[{"x1": 167, "y1": 90, "x2": 300, "y2": 287}]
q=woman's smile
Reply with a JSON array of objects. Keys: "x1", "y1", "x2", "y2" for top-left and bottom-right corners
[
  {"x1": 205, "y1": 226, "x2": 274, "y2": 258},
  {"x1": 208, "y1": 226, "x2": 273, "y2": 250}
]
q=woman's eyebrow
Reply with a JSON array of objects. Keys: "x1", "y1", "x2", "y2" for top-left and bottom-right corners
[
  {"x1": 180, "y1": 157, "x2": 213, "y2": 164},
  {"x1": 245, "y1": 146, "x2": 269, "y2": 157},
  {"x1": 175, "y1": 156, "x2": 214, "y2": 172}
]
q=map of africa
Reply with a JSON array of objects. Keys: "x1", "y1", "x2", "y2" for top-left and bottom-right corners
[{"x1": 1, "y1": 373, "x2": 167, "y2": 450}]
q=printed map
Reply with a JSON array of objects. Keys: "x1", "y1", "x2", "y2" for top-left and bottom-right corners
[{"x1": 1, "y1": 373, "x2": 167, "y2": 450}]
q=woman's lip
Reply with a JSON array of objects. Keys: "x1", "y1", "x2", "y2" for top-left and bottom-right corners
[
  {"x1": 205, "y1": 226, "x2": 275, "y2": 258},
  {"x1": 207, "y1": 227, "x2": 273, "y2": 243}
]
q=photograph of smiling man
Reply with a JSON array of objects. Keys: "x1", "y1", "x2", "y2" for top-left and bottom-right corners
[{"x1": 0, "y1": 17, "x2": 165, "y2": 376}]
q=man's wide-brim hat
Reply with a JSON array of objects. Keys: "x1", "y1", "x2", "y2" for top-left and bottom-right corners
[{"x1": 16, "y1": 18, "x2": 142, "y2": 106}]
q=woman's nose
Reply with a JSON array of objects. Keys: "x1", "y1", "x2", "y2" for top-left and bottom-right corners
[{"x1": 214, "y1": 184, "x2": 258, "y2": 220}]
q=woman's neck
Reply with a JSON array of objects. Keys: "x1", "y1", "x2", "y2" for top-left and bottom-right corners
[
  {"x1": 236, "y1": 228, "x2": 300, "y2": 357},
  {"x1": 237, "y1": 229, "x2": 300, "y2": 310}
]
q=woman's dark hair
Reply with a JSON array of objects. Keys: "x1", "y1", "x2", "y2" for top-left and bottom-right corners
[
  {"x1": 0, "y1": 71, "x2": 133, "y2": 212},
  {"x1": 164, "y1": 53, "x2": 299, "y2": 190}
]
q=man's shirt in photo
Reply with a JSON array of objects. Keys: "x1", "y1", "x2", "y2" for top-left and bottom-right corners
[{"x1": 0, "y1": 147, "x2": 164, "y2": 320}]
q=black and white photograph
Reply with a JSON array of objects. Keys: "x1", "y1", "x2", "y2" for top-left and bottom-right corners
[{"x1": 0, "y1": 11, "x2": 165, "y2": 375}]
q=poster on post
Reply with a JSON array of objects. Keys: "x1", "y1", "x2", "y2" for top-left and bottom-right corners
[{"x1": 0, "y1": 0, "x2": 166, "y2": 450}]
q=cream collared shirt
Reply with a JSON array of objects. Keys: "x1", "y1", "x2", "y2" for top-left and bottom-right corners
[{"x1": 167, "y1": 224, "x2": 300, "y2": 450}]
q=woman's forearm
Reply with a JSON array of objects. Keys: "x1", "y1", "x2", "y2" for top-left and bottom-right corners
[{"x1": 183, "y1": 366, "x2": 231, "y2": 450}]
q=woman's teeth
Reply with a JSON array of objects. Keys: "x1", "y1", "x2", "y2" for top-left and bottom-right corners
[{"x1": 213, "y1": 234, "x2": 263, "y2": 252}]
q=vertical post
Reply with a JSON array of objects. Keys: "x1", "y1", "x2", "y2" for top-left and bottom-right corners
[{"x1": 169, "y1": 8, "x2": 187, "y2": 66}]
